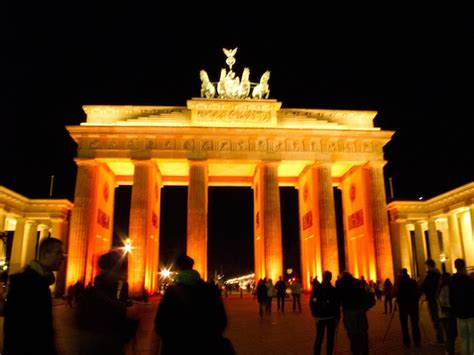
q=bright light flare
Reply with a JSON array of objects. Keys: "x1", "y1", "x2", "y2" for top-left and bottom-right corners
[
  {"x1": 160, "y1": 268, "x2": 171, "y2": 278},
  {"x1": 123, "y1": 238, "x2": 133, "y2": 253}
]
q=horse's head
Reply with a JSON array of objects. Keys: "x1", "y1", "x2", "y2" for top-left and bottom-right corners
[
  {"x1": 200, "y1": 70, "x2": 209, "y2": 82},
  {"x1": 261, "y1": 71, "x2": 271, "y2": 84}
]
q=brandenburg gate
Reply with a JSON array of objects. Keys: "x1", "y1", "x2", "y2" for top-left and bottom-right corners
[{"x1": 65, "y1": 50, "x2": 395, "y2": 295}]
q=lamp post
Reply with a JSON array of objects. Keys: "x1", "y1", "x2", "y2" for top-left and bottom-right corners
[{"x1": 439, "y1": 253, "x2": 448, "y2": 273}]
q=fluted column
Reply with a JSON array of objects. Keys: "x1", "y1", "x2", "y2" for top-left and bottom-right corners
[
  {"x1": 128, "y1": 160, "x2": 153, "y2": 296},
  {"x1": 401, "y1": 224, "x2": 413, "y2": 276},
  {"x1": 0, "y1": 211, "x2": 5, "y2": 231},
  {"x1": 389, "y1": 221, "x2": 403, "y2": 276},
  {"x1": 316, "y1": 163, "x2": 338, "y2": 274},
  {"x1": 10, "y1": 218, "x2": 25, "y2": 274},
  {"x1": 37, "y1": 224, "x2": 50, "y2": 257},
  {"x1": 448, "y1": 211, "x2": 463, "y2": 266},
  {"x1": 0, "y1": 210, "x2": 7, "y2": 262},
  {"x1": 427, "y1": 219, "x2": 441, "y2": 263},
  {"x1": 66, "y1": 160, "x2": 99, "y2": 287},
  {"x1": 187, "y1": 160, "x2": 208, "y2": 280},
  {"x1": 24, "y1": 220, "x2": 39, "y2": 265},
  {"x1": 259, "y1": 162, "x2": 283, "y2": 282},
  {"x1": 414, "y1": 222, "x2": 427, "y2": 278},
  {"x1": 366, "y1": 162, "x2": 394, "y2": 281}
]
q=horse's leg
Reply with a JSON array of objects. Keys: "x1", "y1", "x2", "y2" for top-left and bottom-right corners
[{"x1": 265, "y1": 90, "x2": 270, "y2": 99}]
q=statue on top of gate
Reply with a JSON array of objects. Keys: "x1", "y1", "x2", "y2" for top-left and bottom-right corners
[{"x1": 199, "y1": 48, "x2": 271, "y2": 100}]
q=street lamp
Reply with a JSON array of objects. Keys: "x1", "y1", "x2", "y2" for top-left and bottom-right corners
[{"x1": 439, "y1": 253, "x2": 448, "y2": 273}]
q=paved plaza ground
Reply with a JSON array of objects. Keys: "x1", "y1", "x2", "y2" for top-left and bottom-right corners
[{"x1": 1, "y1": 293, "x2": 460, "y2": 354}]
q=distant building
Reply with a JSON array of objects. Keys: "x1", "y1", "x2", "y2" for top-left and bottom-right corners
[
  {"x1": 0, "y1": 186, "x2": 72, "y2": 296},
  {"x1": 388, "y1": 182, "x2": 474, "y2": 279}
]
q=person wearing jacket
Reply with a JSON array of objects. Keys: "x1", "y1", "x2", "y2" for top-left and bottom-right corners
[
  {"x1": 155, "y1": 254, "x2": 234, "y2": 355},
  {"x1": 310, "y1": 271, "x2": 340, "y2": 355},
  {"x1": 3, "y1": 237, "x2": 65, "y2": 355},
  {"x1": 421, "y1": 258, "x2": 444, "y2": 344},
  {"x1": 336, "y1": 271, "x2": 369, "y2": 355},
  {"x1": 393, "y1": 268, "x2": 421, "y2": 349},
  {"x1": 449, "y1": 258, "x2": 474, "y2": 355}
]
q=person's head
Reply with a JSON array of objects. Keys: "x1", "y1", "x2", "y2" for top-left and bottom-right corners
[
  {"x1": 401, "y1": 268, "x2": 409, "y2": 277},
  {"x1": 454, "y1": 258, "x2": 466, "y2": 273},
  {"x1": 175, "y1": 254, "x2": 194, "y2": 271},
  {"x1": 425, "y1": 258, "x2": 436, "y2": 270},
  {"x1": 38, "y1": 238, "x2": 64, "y2": 271},
  {"x1": 98, "y1": 251, "x2": 121, "y2": 272},
  {"x1": 322, "y1": 271, "x2": 332, "y2": 283}
]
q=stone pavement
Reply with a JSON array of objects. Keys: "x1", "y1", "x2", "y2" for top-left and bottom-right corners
[{"x1": 1, "y1": 294, "x2": 460, "y2": 354}]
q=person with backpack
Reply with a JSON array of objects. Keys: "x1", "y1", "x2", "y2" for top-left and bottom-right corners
[
  {"x1": 336, "y1": 271, "x2": 370, "y2": 355},
  {"x1": 310, "y1": 271, "x2": 340, "y2": 355}
]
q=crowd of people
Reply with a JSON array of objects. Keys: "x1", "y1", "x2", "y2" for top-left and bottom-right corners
[{"x1": 2, "y1": 238, "x2": 474, "y2": 355}]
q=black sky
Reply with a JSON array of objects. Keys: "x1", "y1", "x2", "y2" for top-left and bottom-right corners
[{"x1": 2, "y1": 4, "x2": 474, "y2": 276}]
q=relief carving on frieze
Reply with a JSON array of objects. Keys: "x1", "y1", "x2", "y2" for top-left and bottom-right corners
[
  {"x1": 201, "y1": 140, "x2": 213, "y2": 151},
  {"x1": 183, "y1": 139, "x2": 195, "y2": 151},
  {"x1": 217, "y1": 140, "x2": 231, "y2": 151},
  {"x1": 234, "y1": 140, "x2": 250, "y2": 151},
  {"x1": 363, "y1": 142, "x2": 373, "y2": 152},
  {"x1": 344, "y1": 141, "x2": 356, "y2": 153}
]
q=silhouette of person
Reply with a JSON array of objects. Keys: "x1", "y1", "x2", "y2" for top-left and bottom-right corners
[
  {"x1": 311, "y1": 271, "x2": 340, "y2": 355},
  {"x1": 336, "y1": 271, "x2": 369, "y2": 355},
  {"x1": 449, "y1": 258, "x2": 474, "y2": 355},
  {"x1": 421, "y1": 258, "x2": 445, "y2": 344},
  {"x1": 275, "y1": 276, "x2": 287, "y2": 312},
  {"x1": 256, "y1": 278, "x2": 268, "y2": 317},
  {"x1": 382, "y1": 278, "x2": 394, "y2": 314},
  {"x1": 155, "y1": 254, "x2": 235, "y2": 354},
  {"x1": 290, "y1": 278, "x2": 302, "y2": 312},
  {"x1": 393, "y1": 268, "x2": 421, "y2": 349},
  {"x1": 77, "y1": 250, "x2": 138, "y2": 355},
  {"x1": 4, "y1": 237, "x2": 65, "y2": 355}
]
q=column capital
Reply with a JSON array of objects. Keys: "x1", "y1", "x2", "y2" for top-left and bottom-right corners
[
  {"x1": 258, "y1": 160, "x2": 281, "y2": 168},
  {"x1": 187, "y1": 159, "x2": 208, "y2": 167},
  {"x1": 74, "y1": 158, "x2": 99, "y2": 167},
  {"x1": 314, "y1": 161, "x2": 332, "y2": 168},
  {"x1": 132, "y1": 159, "x2": 153, "y2": 166},
  {"x1": 365, "y1": 161, "x2": 388, "y2": 169}
]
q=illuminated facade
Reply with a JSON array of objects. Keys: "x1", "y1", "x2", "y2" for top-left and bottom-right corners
[
  {"x1": 0, "y1": 186, "x2": 72, "y2": 295},
  {"x1": 388, "y1": 182, "x2": 474, "y2": 278},
  {"x1": 65, "y1": 98, "x2": 395, "y2": 294}
]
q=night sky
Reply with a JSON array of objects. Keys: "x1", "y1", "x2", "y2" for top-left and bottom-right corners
[{"x1": 3, "y1": 4, "x2": 473, "y2": 277}]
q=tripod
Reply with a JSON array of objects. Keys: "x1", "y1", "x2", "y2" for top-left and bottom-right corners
[
  {"x1": 383, "y1": 301, "x2": 431, "y2": 344},
  {"x1": 382, "y1": 302, "x2": 398, "y2": 342}
]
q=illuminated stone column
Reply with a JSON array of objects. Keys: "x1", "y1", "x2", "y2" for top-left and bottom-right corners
[
  {"x1": 128, "y1": 160, "x2": 160, "y2": 296},
  {"x1": 414, "y1": 222, "x2": 427, "y2": 278},
  {"x1": 24, "y1": 220, "x2": 39, "y2": 265},
  {"x1": 366, "y1": 162, "x2": 394, "y2": 281},
  {"x1": 448, "y1": 211, "x2": 463, "y2": 268},
  {"x1": 0, "y1": 210, "x2": 5, "y2": 231},
  {"x1": 468, "y1": 206, "x2": 474, "y2": 264},
  {"x1": 316, "y1": 163, "x2": 338, "y2": 274},
  {"x1": 401, "y1": 224, "x2": 414, "y2": 276},
  {"x1": 10, "y1": 218, "x2": 25, "y2": 274},
  {"x1": 255, "y1": 162, "x2": 282, "y2": 283},
  {"x1": 0, "y1": 209, "x2": 6, "y2": 262},
  {"x1": 37, "y1": 224, "x2": 50, "y2": 255},
  {"x1": 66, "y1": 160, "x2": 99, "y2": 287},
  {"x1": 427, "y1": 219, "x2": 441, "y2": 264},
  {"x1": 187, "y1": 160, "x2": 208, "y2": 281},
  {"x1": 389, "y1": 221, "x2": 403, "y2": 276}
]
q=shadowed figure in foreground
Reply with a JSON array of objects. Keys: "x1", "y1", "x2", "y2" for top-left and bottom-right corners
[
  {"x1": 155, "y1": 254, "x2": 235, "y2": 354},
  {"x1": 3, "y1": 238, "x2": 65, "y2": 355}
]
